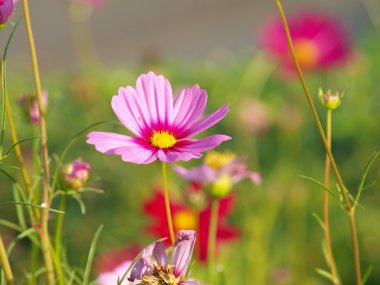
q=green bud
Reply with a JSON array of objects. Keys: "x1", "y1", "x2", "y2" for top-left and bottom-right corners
[
  {"x1": 207, "y1": 175, "x2": 233, "y2": 198},
  {"x1": 318, "y1": 88, "x2": 343, "y2": 110}
]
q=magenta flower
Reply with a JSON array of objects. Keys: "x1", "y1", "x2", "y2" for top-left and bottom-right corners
[
  {"x1": 87, "y1": 72, "x2": 230, "y2": 164},
  {"x1": 174, "y1": 151, "x2": 261, "y2": 198},
  {"x1": 60, "y1": 160, "x2": 90, "y2": 190},
  {"x1": 0, "y1": 0, "x2": 13, "y2": 27},
  {"x1": 96, "y1": 260, "x2": 133, "y2": 285},
  {"x1": 261, "y1": 12, "x2": 351, "y2": 72},
  {"x1": 129, "y1": 230, "x2": 199, "y2": 285},
  {"x1": 18, "y1": 90, "x2": 48, "y2": 125}
]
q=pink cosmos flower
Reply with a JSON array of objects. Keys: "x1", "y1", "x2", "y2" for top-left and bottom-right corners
[
  {"x1": 96, "y1": 260, "x2": 133, "y2": 285},
  {"x1": 174, "y1": 151, "x2": 261, "y2": 186},
  {"x1": 60, "y1": 160, "x2": 90, "y2": 190},
  {"x1": 128, "y1": 230, "x2": 199, "y2": 285},
  {"x1": 261, "y1": 12, "x2": 351, "y2": 72},
  {"x1": 0, "y1": 0, "x2": 13, "y2": 26},
  {"x1": 87, "y1": 72, "x2": 230, "y2": 164}
]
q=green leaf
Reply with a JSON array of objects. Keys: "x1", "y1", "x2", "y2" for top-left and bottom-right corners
[
  {"x1": 82, "y1": 225, "x2": 103, "y2": 285},
  {"x1": 299, "y1": 175, "x2": 339, "y2": 202},
  {"x1": 0, "y1": 168, "x2": 16, "y2": 183},
  {"x1": 355, "y1": 150, "x2": 380, "y2": 206},
  {"x1": 0, "y1": 18, "x2": 22, "y2": 158},
  {"x1": 362, "y1": 265, "x2": 373, "y2": 285},
  {"x1": 0, "y1": 219, "x2": 22, "y2": 232},
  {"x1": 7, "y1": 227, "x2": 39, "y2": 256},
  {"x1": 312, "y1": 212, "x2": 325, "y2": 230},
  {"x1": 4, "y1": 137, "x2": 42, "y2": 156},
  {"x1": 71, "y1": 193, "x2": 86, "y2": 215},
  {"x1": 0, "y1": 202, "x2": 65, "y2": 214},
  {"x1": 13, "y1": 184, "x2": 27, "y2": 229},
  {"x1": 315, "y1": 268, "x2": 334, "y2": 281}
]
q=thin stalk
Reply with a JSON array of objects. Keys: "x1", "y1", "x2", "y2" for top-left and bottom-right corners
[
  {"x1": 161, "y1": 163, "x2": 175, "y2": 245},
  {"x1": 323, "y1": 110, "x2": 340, "y2": 285},
  {"x1": 275, "y1": 1, "x2": 362, "y2": 283},
  {"x1": 206, "y1": 198, "x2": 219, "y2": 284},
  {"x1": 21, "y1": 1, "x2": 55, "y2": 284},
  {"x1": 28, "y1": 238, "x2": 39, "y2": 285},
  {"x1": 0, "y1": 235, "x2": 14, "y2": 285},
  {"x1": 54, "y1": 194, "x2": 66, "y2": 262}
]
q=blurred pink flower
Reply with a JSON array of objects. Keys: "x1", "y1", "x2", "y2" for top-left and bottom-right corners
[
  {"x1": 128, "y1": 230, "x2": 200, "y2": 285},
  {"x1": 18, "y1": 90, "x2": 48, "y2": 125},
  {"x1": 261, "y1": 12, "x2": 351, "y2": 73},
  {"x1": 238, "y1": 98, "x2": 271, "y2": 135},
  {"x1": 60, "y1": 160, "x2": 90, "y2": 190},
  {"x1": 0, "y1": 0, "x2": 13, "y2": 27},
  {"x1": 96, "y1": 260, "x2": 133, "y2": 285},
  {"x1": 174, "y1": 151, "x2": 261, "y2": 186},
  {"x1": 87, "y1": 72, "x2": 230, "y2": 164}
]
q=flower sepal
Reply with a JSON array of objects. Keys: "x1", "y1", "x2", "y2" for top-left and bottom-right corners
[{"x1": 318, "y1": 88, "x2": 343, "y2": 110}]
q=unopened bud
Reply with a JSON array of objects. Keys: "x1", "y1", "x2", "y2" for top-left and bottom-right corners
[
  {"x1": 18, "y1": 90, "x2": 48, "y2": 125},
  {"x1": 207, "y1": 175, "x2": 233, "y2": 198},
  {"x1": 318, "y1": 88, "x2": 343, "y2": 110},
  {"x1": 60, "y1": 160, "x2": 90, "y2": 190},
  {"x1": 0, "y1": 0, "x2": 14, "y2": 29}
]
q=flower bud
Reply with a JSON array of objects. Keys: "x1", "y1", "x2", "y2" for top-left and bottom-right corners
[
  {"x1": 318, "y1": 88, "x2": 343, "y2": 110},
  {"x1": 18, "y1": 90, "x2": 48, "y2": 125},
  {"x1": 0, "y1": 0, "x2": 13, "y2": 29},
  {"x1": 207, "y1": 175, "x2": 233, "y2": 198},
  {"x1": 60, "y1": 160, "x2": 90, "y2": 190}
]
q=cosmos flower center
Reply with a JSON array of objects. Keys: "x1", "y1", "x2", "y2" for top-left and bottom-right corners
[
  {"x1": 150, "y1": 131, "x2": 177, "y2": 149},
  {"x1": 204, "y1": 151, "x2": 236, "y2": 170},
  {"x1": 173, "y1": 210, "x2": 197, "y2": 230},
  {"x1": 142, "y1": 264, "x2": 178, "y2": 285},
  {"x1": 294, "y1": 39, "x2": 320, "y2": 69}
]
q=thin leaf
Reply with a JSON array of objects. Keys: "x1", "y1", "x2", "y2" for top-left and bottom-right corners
[
  {"x1": 355, "y1": 150, "x2": 380, "y2": 206},
  {"x1": 13, "y1": 184, "x2": 27, "y2": 229},
  {"x1": 0, "y1": 18, "x2": 22, "y2": 158},
  {"x1": 312, "y1": 213, "x2": 325, "y2": 230},
  {"x1": 51, "y1": 120, "x2": 111, "y2": 191},
  {"x1": 78, "y1": 187, "x2": 104, "y2": 194},
  {"x1": 82, "y1": 225, "x2": 103, "y2": 285},
  {"x1": 362, "y1": 265, "x2": 373, "y2": 285},
  {"x1": 71, "y1": 194, "x2": 86, "y2": 215},
  {"x1": 5, "y1": 137, "x2": 42, "y2": 156},
  {"x1": 7, "y1": 227, "x2": 37, "y2": 255},
  {"x1": 315, "y1": 268, "x2": 334, "y2": 281},
  {"x1": 0, "y1": 168, "x2": 16, "y2": 183},
  {"x1": 299, "y1": 175, "x2": 339, "y2": 201},
  {"x1": 0, "y1": 202, "x2": 65, "y2": 214},
  {"x1": 0, "y1": 219, "x2": 22, "y2": 232}
]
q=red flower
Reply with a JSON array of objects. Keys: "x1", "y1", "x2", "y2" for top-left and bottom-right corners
[
  {"x1": 261, "y1": 11, "x2": 351, "y2": 73},
  {"x1": 143, "y1": 187, "x2": 239, "y2": 261}
]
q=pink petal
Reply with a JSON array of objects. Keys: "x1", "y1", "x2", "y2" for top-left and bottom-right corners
[
  {"x1": 178, "y1": 104, "x2": 229, "y2": 138},
  {"x1": 157, "y1": 149, "x2": 202, "y2": 163},
  {"x1": 172, "y1": 230, "x2": 196, "y2": 278},
  {"x1": 153, "y1": 242, "x2": 168, "y2": 267},
  {"x1": 173, "y1": 165, "x2": 218, "y2": 184},
  {"x1": 87, "y1": 132, "x2": 157, "y2": 164},
  {"x1": 172, "y1": 85, "x2": 207, "y2": 133},
  {"x1": 112, "y1": 87, "x2": 151, "y2": 138},
  {"x1": 135, "y1": 72, "x2": 174, "y2": 130},
  {"x1": 174, "y1": 135, "x2": 231, "y2": 153}
]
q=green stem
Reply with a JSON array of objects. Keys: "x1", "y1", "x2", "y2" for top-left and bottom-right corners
[
  {"x1": 323, "y1": 110, "x2": 340, "y2": 285},
  {"x1": 0, "y1": 235, "x2": 14, "y2": 285},
  {"x1": 275, "y1": 1, "x2": 362, "y2": 283},
  {"x1": 21, "y1": 0, "x2": 55, "y2": 284},
  {"x1": 28, "y1": 237, "x2": 39, "y2": 285},
  {"x1": 162, "y1": 163, "x2": 175, "y2": 245},
  {"x1": 206, "y1": 198, "x2": 219, "y2": 284},
  {"x1": 54, "y1": 195, "x2": 66, "y2": 264}
]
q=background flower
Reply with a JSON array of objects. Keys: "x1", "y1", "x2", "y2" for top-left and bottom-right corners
[
  {"x1": 261, "y1": 11, "x2": 351, "y2": 73},
  {"x1": 143, "y1": 188, "x2": 239, "y2": 261}
]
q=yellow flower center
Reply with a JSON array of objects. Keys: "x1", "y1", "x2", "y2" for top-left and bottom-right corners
[
  {"x1": 150, "y1": 131, "x2": 177, "y2": 149},
  {"x1": 204, "y1": 151, "x2": 236, "y2": 170},
  {"x1": 142, "y1": 264, "x2": 178, "y2": 285},
  {"x1": 294, "y1": 39, "x2": 320, "y2": 69},
  {"x1": 173, "y1": 210, "x2": 197, "y2": 230}
]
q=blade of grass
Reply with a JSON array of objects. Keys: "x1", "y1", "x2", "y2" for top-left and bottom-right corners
[{"x1": 82, "y1": 225, "x2": 103, "y2": 285}]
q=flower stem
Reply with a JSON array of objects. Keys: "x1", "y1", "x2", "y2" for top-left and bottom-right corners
[
  {"x1": 21, "y1": 1, "x2": 55, "y2": 284},
  {"x1": 162, "y1": 163, "x2": 175, "y2": 245},
  {"x1": 54, "y1": 195, "x2": 66, "y2": 265},
  {"x1": 274, "y1": 1, "x2": 362, "y2": 283},
  {"x1": 323, "y1": 110, "x2": 340, "y2": 285},
  {"x1": 206, "y1": 198, "x2": 219, "y2": 284},
  {"x1": 0, "y1": 235, "x2": 14, "y2": 285}
]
